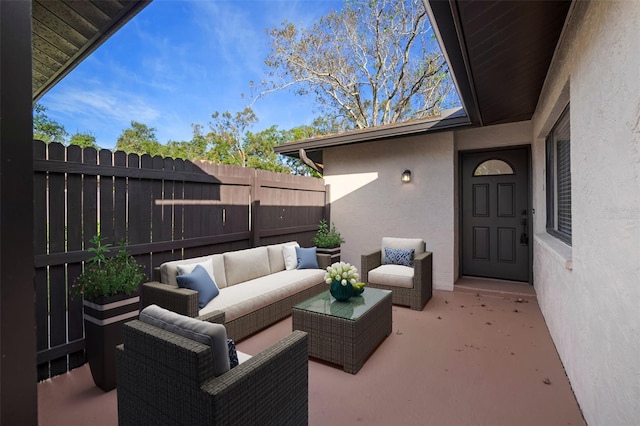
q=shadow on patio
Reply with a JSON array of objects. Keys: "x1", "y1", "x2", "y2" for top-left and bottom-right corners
[{"x1": 38, "y1": 278, "x2": 585, "y2": 426}]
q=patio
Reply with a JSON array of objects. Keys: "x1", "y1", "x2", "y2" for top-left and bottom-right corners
[{"x1": 38, "y1": 277, "x2": 585, "y2": 426}]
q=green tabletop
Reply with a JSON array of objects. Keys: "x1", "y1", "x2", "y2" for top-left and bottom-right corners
[{"x1": 293, "y1": 288, "x2": 391, "y2": 320}]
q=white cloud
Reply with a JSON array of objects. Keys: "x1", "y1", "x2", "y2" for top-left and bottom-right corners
[
  {"x1": 47, "y1": 87, "x2": 160, "y2": 124},
  {"x1": 38, "y1": 0, "x2": 346, "y2": 149}
]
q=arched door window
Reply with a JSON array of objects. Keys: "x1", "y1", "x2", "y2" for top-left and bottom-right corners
[{"x1": 473, "y1": 159, "x2": 514, "y2": 176}]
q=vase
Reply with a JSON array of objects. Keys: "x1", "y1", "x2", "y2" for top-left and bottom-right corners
[
  {"x1": 83, "y1": 291, "x2": 140, "y2": 391},
  {"x1": 330, "y1": 280, "x2": 353, "y2": 301}
]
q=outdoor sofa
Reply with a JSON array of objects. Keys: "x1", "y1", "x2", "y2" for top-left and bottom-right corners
[{"x1": 142, "y1": 242, "x2": 331, "y2": 341}]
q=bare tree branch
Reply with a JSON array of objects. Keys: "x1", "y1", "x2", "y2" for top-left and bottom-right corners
[{"x1": 260, "y1": 0, "x2": 456, "y2": 131}]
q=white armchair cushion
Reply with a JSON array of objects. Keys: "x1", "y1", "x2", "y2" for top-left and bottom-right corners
[
  {"x1": 368, "y1": 264, "x2": 414, "y2": 289},
  {"x1": 237, "y1": 351, "x2": 252, "y2": 364}
]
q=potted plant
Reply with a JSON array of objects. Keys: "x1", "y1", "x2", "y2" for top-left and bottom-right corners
[
  {"x1": 71, "y1": 234, "x2": 146, "y2": 392},
  {"x1": 312, "y1": 219, "x2": 345, "y2": 262}
]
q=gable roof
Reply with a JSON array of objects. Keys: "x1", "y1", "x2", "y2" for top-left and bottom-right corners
[{"x1": 32, "y1": 0, "x2": 151, "y2": 101}]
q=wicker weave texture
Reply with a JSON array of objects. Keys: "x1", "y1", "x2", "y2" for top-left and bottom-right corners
[
  {"x1": 224, "y1": 281, "x2": 325, "y2": 341},
  {"x1": 117, "y1": 320, "x2": 309, "y2": 426},
  {"x1": 292, "y1": 289, "x2": 392, "y2": 374},
  {"x1": 142, "y1": 253, "x2": 332, "y2": 341},
  {"x1": 361, "y1": 250, "x2": 433, "y2": 311},
  {"x1": 142, "y1": 281, "x2": 200, "y2": 316}
]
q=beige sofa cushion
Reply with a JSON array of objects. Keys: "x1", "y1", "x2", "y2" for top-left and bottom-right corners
[
  {"x1": 200, "y1": 269, "x2": 325, "y2": 321},
  {"x1": 380, "y1": 237, "x2": 424, "y2": 264},
  {"x1": 224, "y1": 246, "x2": 270, "y2": 287},
  {"x1": 368, "y1": 264, "x2": 414, "y2": 288},
  {"x1": 176, "y1": 258, "x2": 215, "y2": 282},
  {"x1": 160, "y1": 254, "x2": 227, "y2": 288},
  {"x1": 267, "y1": 242, "x2": 298, "y2": 273}
]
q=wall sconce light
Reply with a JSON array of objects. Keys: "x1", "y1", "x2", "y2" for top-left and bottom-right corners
[{"x1": 401, "y1": 169, "x2": 412, "y2": 183}]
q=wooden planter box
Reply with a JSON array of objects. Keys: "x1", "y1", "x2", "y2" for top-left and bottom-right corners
[{"x1": 83, "y1": 292, "x2": 140, "y2": 392}]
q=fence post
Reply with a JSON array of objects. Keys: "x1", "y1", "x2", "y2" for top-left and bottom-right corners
[
  {"x1": 251, "y1": 169, "x2": 260, "y2": 248},
  {"x1": 325, "y1": 184, "x2": 331, "y2": 224}
]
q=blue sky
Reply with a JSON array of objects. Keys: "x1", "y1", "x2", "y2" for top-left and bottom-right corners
[{"x1": 39, "y1": 0, "x2": 344, "y2": 149}]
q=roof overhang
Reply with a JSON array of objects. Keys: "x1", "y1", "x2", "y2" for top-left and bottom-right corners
[
  {"x1": 274, "y1": 107, "x2": 469, "y2": 164},
  {"x1": 276, "y1": 0, "x2": 572, "y2": 166},
  {"x1": 32, "y1": 0, "x2": 151, "y2": 102},
  {"x1": 426, "y1": 0, "x2": 572, "y2": 127}
]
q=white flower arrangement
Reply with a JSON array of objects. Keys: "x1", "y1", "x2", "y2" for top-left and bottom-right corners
[{"x1": 325, "y1": 261, "x2": 359, "y2": 287}]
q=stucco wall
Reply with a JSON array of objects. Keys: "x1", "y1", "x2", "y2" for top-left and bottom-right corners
[
  {"x1": 324, "y1": 132, "x2": 456, "y2": 290},
  {"x1": 531, "y1": 1, "x2": 640, "y2": 424},
  {"x1": 455, "y1": 120, "x2": 532, "y2": 151},
  {"x1": 323, "y1": 121, "x2": 533, "y2": 292}
]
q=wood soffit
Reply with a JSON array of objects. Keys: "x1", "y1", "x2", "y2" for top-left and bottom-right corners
[
  {"x1": 32, "y1": 0, "x2": 151, "y2": 102},
  {"x1": 430, "y1": 0, "x2": 572, "y2": 127}
]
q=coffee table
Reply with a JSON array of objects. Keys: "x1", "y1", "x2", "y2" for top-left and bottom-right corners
[{"x1": 292, "y1": 287, "x2": 392, "y2": 374}]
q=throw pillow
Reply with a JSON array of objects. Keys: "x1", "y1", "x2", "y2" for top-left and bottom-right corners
[
  {"x1": 176, "y1": 264, "x2": 219, "y2": 308},
  {"x1": 227, "y1": 338, "x2": 239, "y2": 368},
  {"x1": 176, "y1": 258, "x2": 217, "y2": 285},
  {"x1": 384, "y1": 247, "x2": 415, "y2": 267},
  {"x1": 296, "y1": 246, "x2": 319, "y2": 269},
  {"x1": 283, "y1": 243, "x2": 300, "y2": 270}
]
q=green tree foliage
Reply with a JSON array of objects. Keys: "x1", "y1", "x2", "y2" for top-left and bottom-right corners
[
  {"x1": 262, "y1": 0, "x2": 453, "y2": 130},
  {"x1": 206, "y1": 108, "x2": 258, "y2": 166},
  {"x1": 31, "y1": 102, "x2": 317, "y2": 177},
  {"x1": 119, "y1": 107, "x2": 312, "y2": 175},
  {"x1": 245, "y1": 126, "x2": 291, "y2": 173},
  {"x1": 69, "y1": 132, "x2": 99, "y2": 149},
  {"x1": 33, "y1": 103, "x2": 68, "y2": 144},
  {"x1": 115, "y1": 121, "x2": 164, "y2": 156}
]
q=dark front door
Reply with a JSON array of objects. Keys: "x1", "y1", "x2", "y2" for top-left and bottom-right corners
[{"x1": 461, "y1": 148, "x2": 530, "y2": 282}]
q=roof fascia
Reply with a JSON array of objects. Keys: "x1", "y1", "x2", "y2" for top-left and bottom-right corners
[
  {"x1": 275, "y1": 107, "x2": 470, "y2": 158},
  {"x1": 424, "y1": 0, "x2": 482, "y2": 126}
]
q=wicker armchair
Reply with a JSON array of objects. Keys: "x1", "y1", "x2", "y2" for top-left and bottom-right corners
[
  {"x1": 116, "y1": 317, "x2": 309, "y2": 426},
  {"x1": 361, "y1": 237, "x2": 432, "y2": 311}
]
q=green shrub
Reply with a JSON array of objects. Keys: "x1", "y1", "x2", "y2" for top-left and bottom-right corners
[
  {"x1": 312, "y1": 219, "x2": 344, "y2": 248},
  {"x1": 71, "y1": 234, "x2": 145, "y2": 300}
]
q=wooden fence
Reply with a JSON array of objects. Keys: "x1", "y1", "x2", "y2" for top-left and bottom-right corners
[{"x1": 33, "y1": 141, "x2": 328, "y2": 380}]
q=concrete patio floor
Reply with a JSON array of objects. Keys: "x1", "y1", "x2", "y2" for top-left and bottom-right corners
[{"x1": 38, "y1": 278, "x2": 585, "y2": 425}]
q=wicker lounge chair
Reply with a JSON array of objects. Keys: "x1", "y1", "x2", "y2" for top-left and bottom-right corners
[
  {"x1": 116, "y1": 310, "x2": 309, "y2": 426},
  {"x1": 361, "y1": 237, "x2": 433, "y2": 311}
]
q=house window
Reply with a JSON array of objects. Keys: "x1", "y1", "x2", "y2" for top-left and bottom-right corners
[
  {"x1": 473, "y1": 159, "x2": 514, "y2": 176},
  {"x1": 546, "y1": 105, "x2": 571, "y2": 245}
]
